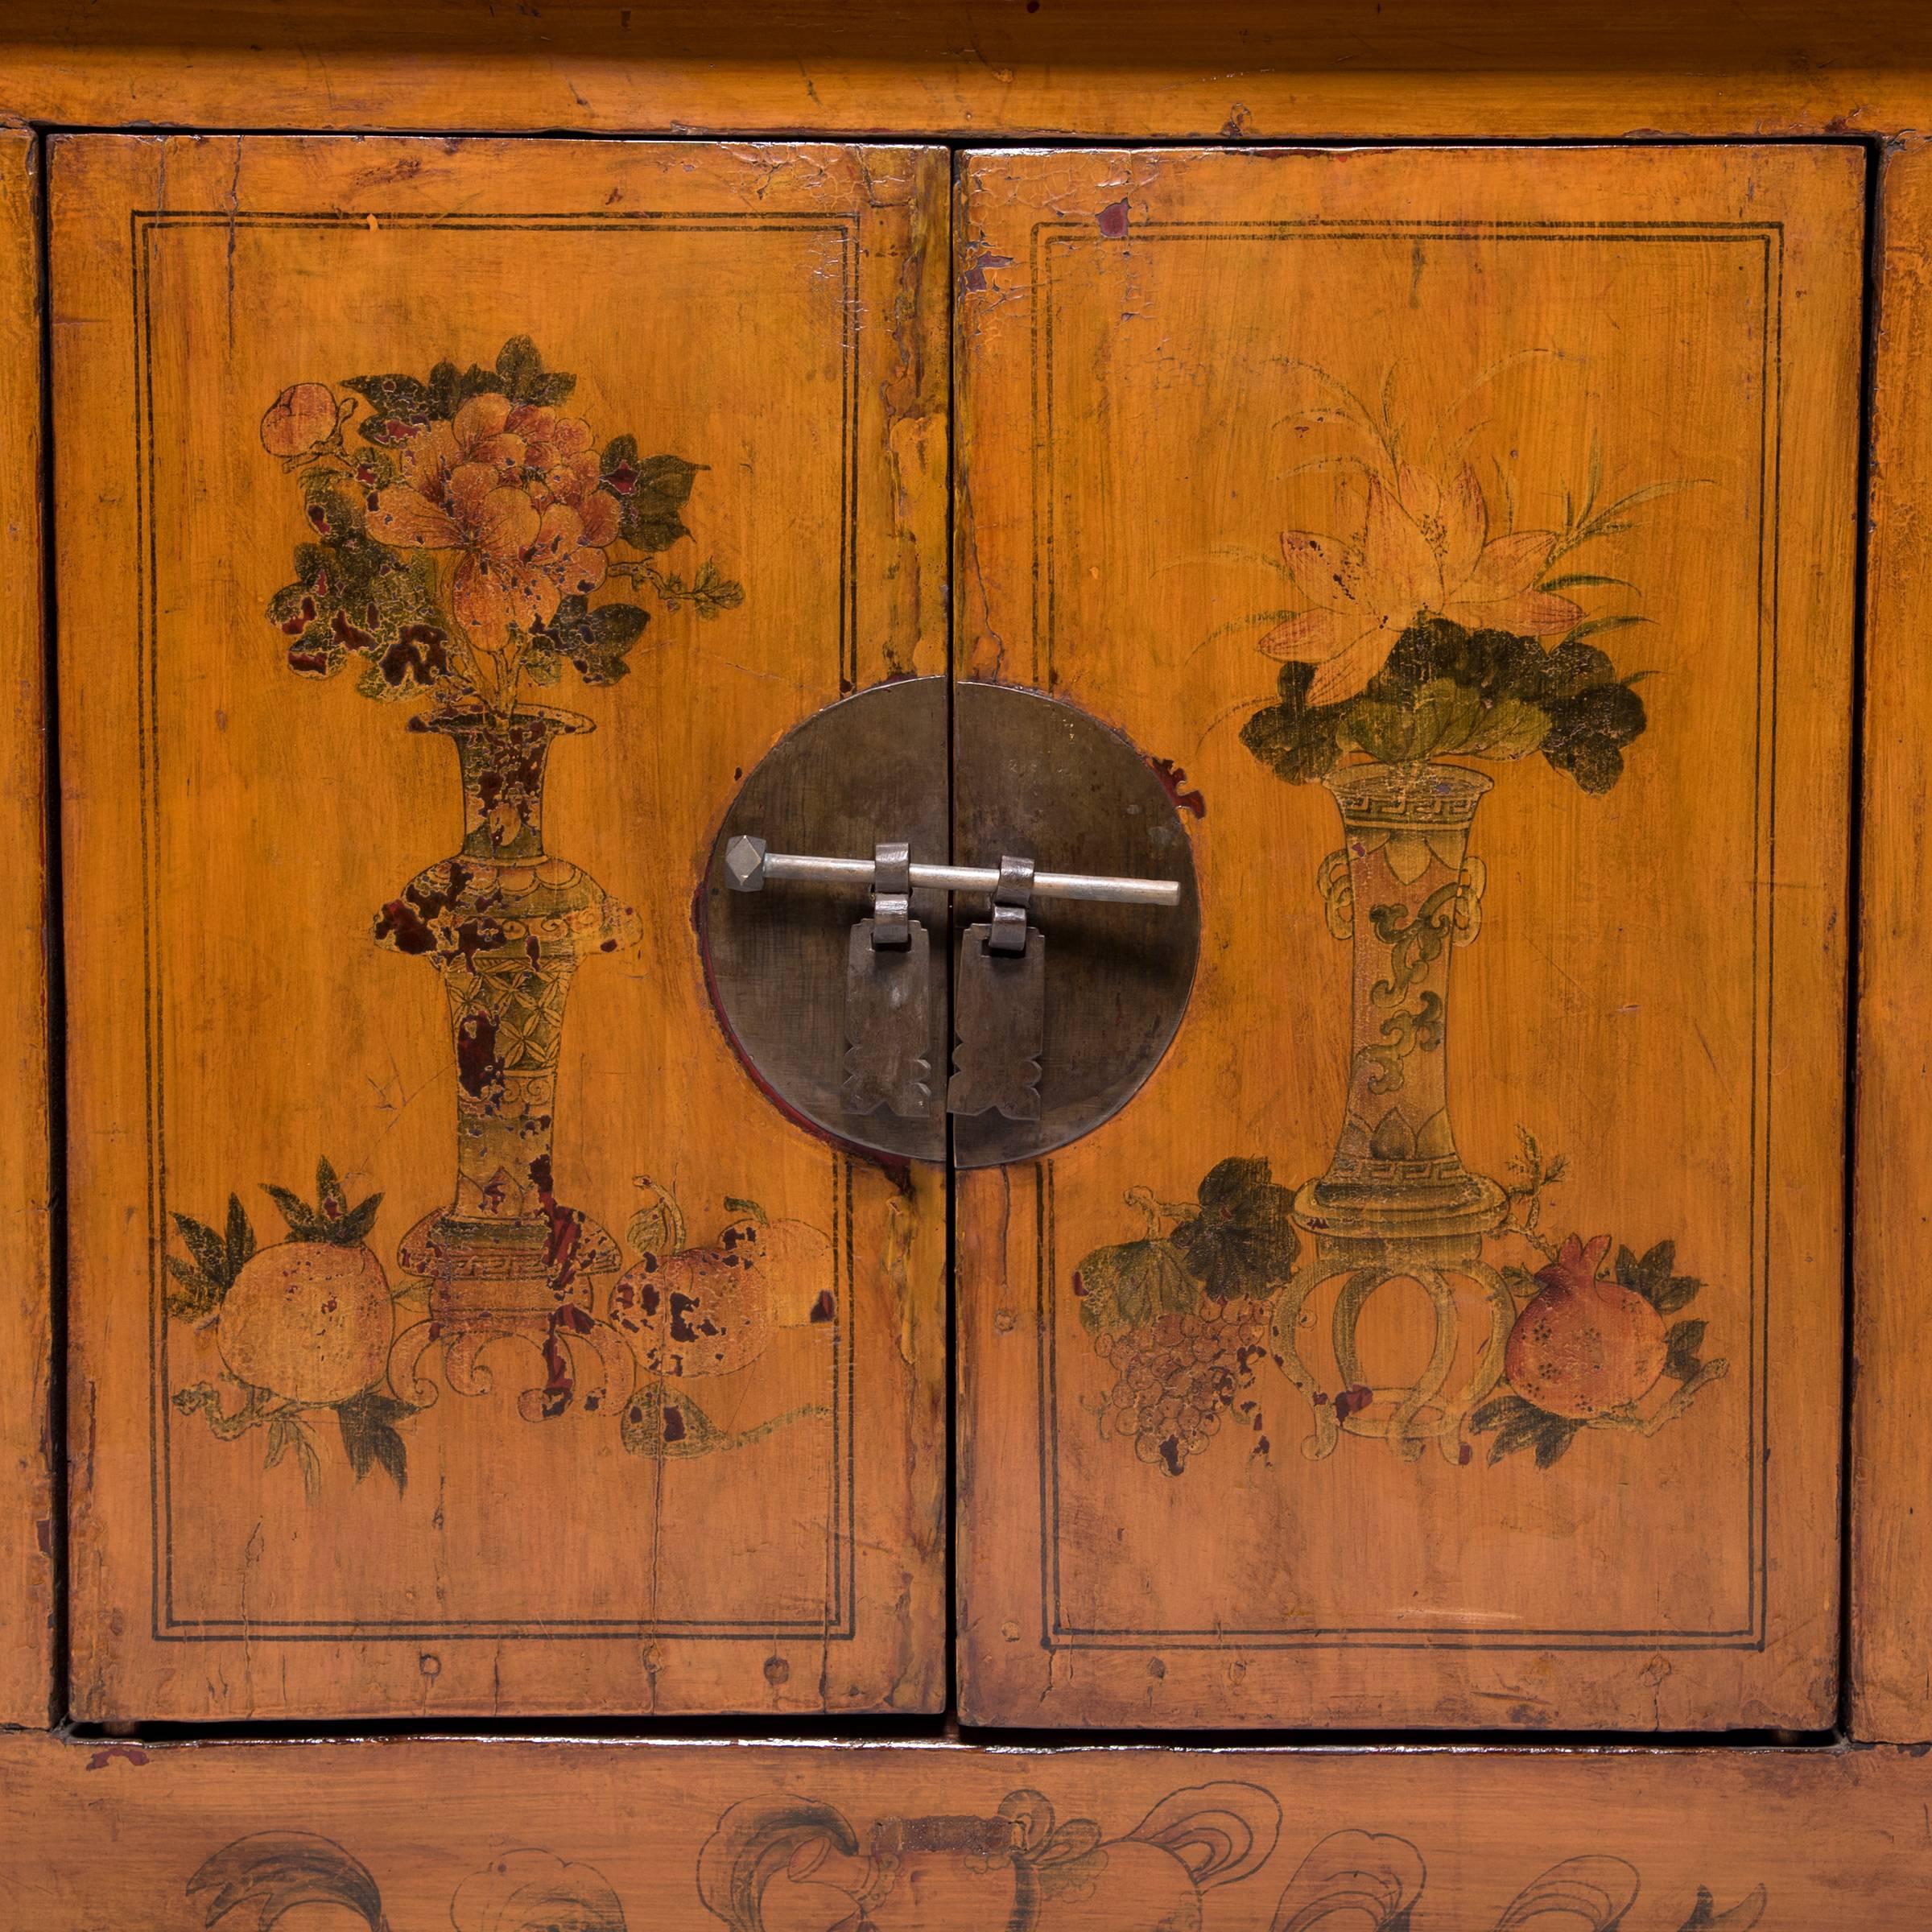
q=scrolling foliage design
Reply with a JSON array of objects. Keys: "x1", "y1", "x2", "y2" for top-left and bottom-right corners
[{"x1": 188, "y1": 1792, "x2": 1765, "y2": 1931}]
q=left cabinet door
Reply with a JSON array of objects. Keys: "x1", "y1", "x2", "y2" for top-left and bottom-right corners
[
  {"x1": 0, "y1": 129, "x2": 54, "y2": 1727},
  {"x1": 54, "y1": 134, "x2": 950, "y2": 1721}
]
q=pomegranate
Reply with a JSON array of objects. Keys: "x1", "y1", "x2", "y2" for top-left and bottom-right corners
[
  {"x1": 1504, "y1": 1232, "x2": 1666, "y2": 1419},
  {"x1": 218, "y1": 1240, "x2": 394, "y2": 1406}
]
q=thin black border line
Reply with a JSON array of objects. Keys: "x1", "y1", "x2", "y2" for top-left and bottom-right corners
[
  {"x1": 132, "y1": 204, "x2": 861, "y2": 1644},
  {"x1": 1034, "y1": 218, "x2": 1786, "y2": 1652}
]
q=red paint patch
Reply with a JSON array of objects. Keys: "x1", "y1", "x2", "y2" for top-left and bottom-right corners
[
  {"x1": 1149, "y1": 756, "x2": 1206, "y2": 819},
  {"x1": 1096, "y1": 198, "x2": 1131, "y2": 239},
  {"x1": 960, "y1": 252, "x2": 1015, "y2": 295},
  {"x1": 86, "y1": 1746, "x2": 149, "y2": 1771}
]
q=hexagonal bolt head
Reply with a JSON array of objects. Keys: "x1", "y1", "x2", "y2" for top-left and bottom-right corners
[{"x1": 724, "y1": 835, "x2": 768, "y2": 891}]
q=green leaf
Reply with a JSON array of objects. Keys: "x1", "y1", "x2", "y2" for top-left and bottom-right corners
[
  {"x1": 494, "y1": 334, "x2": 577, "y2": 407},
  {"x1": 334, "y1": 1192, "x2": 383, "y2": 1248},
  {"x1": 1072, "y1": 1238, "x2": 1197, "y2": 1337},
  {"x1": 1665, "y1": 1318, "x2": 1708, "y2": 1381},
  {"x1": 224, "y1": 1194, "x2": 256, "y2": 1282},
  {"x1": 171, "y1": 1212, "x2": 229, "y2": 1287},
  {"x1": 163, "y1": 1255, "x2": 221, "y2": 1323},
  {"x1": 262, "y1": 1183, "x2": 326, "y2": 1240},
  {"x1": 316, "y1": 1154, "x2": 348, "y2": 1223},
  {"x1": 722, "y1": 1195, "x2": 767, "y2": 1224},
  {"x1": 617, "y1": 454, "x2": 703, "y2": 554},
  {"x1": 1166, "y1": 1155, "x2": 1301, "y2": 1302},
  {"x1": 336, "y1": 1389, "x2": 411, "y2": 1495},
  {"x1": 535, "y1": 594, "x2": 650, "y2": 688},
  {"x1": 1473, "y1": 1391, "x2": 1584, "y2": 1468},
  {"x1": 1338, "y1": 678, "x2": 1482, "y2": 765},
  {"x1": 1538, "y1": 572, "x2": 1634, "y2": 592},
  {"x1": 1456, "y1": 696, "x2": 1549, "y2": 759},
  {"x1": 1618, "y1": 1238, "x2": 1702, "y2": 1315}
]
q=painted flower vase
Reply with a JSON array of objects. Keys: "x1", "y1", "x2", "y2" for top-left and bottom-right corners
[
  {"x1": 376, "y1": 703, "x2": 639, "y2": 1412},
  {"x1": 1294, "y1": 758, "x2": 1505, "y2": 1258}
]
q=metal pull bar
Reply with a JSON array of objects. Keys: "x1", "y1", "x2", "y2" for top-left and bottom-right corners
[{"x1": 724, "y1": 836, "x2": 1180, "y2": 909}]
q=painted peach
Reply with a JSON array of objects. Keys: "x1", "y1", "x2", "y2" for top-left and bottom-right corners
[{"x1": 218, "y1": 1241, "x2": 393, "y2": 1406}]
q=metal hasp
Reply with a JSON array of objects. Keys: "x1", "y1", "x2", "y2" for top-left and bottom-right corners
[
  {"x1": 699, "y1": 677, "x2": 1201, "y2": 1166},
  {"x1": 840, "y1": 840, "x2": 935, "y2": 1121},
  {"x1": 950, "y1": 852, "x2": 1045, "y2": 1119}
]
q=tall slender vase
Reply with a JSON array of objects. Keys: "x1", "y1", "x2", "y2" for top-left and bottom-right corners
[
  {"x1": 1293, "y1": 760, "x2": 1504, "y2": 1260},
  {"x1": 376, "y1": 704, "x2": 639, "y2": 1406}
]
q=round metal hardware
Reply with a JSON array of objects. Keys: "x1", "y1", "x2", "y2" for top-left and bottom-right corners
[{"x1": 698, "y1": 676, "x2": 1201, "y2": 1167}]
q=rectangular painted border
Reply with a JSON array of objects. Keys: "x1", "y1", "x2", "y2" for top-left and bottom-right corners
[{"x1": 131, "y1": 208, "x2": 861, "y2": 1642}]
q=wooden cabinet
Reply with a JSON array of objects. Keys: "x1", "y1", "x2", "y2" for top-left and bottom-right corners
[
  {"x1": 956, "y1": 142, "x2": 1860, "y2": 1730},
  {"x1": 10, "y1": 0, "x2": 1932, "y2": 1917},
  {"x1": 55, "y1": 134, "x2": 948, "y2": 1721}
]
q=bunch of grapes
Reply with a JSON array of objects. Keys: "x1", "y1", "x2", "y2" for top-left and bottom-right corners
[{"x1": 1094, "y1": 1298, "x2": 1272, "y2": 1476}]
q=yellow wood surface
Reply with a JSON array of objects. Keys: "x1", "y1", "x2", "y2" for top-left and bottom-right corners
[
  {"x1": 956, "y1": 144, "x2": 1860, "y2": 1730},
  {"x1": 2, "y1": 1732, "x2": 1930, "y2": 1925},
  {"x1": 1851, "y1": 137, "x2": 1932, "y2": 1745},
  {"x1": 0, "y1": 127, "x2": 53, "y2": 1728},
  {"x1": 6, "y1": 1, "x2": 1932, "y2": 141},
  {"x1": 55, "y1": 133, "x2": 949, "y2": 1721}
]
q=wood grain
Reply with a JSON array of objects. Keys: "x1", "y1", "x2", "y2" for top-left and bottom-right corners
[
  {"x1": 2, "y1": 1732, "x2": 1930, "y2": 1926},
  {"x1": 55, "y1": 134, "x2": 949, "y2": 1721},
  {"x1": 1851, "y1": 137, "x2": 1932, "y2": 1745},
  {"x1": 6, "y1": 1, "x2": 1932, "y2": 142},
  {"x1": 0, "y1": 129, "x2": 53, "y2": 1728},
  {"x1": 955, "y1": 145, "x2": 1860, "y2": 1730}
]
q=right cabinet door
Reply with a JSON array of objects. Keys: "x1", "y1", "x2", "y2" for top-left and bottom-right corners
[{"x1": 955, "y1": 142, "x2": 1862, "y2": 1730}]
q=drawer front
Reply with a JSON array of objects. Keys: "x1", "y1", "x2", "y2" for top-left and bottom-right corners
[
  {"x1": 955, "y1": 143, "x2": 1860, "y2": 1728},
  {"x1": 55, "y1": 134, "x2": 949, "y2": 1720},
  {"x1": 3, "y1": 1734, "x2": 1930, "y2": 1926},
  {"x1": 0, "y1": 126, "x2": 52, "y2": 1727}
]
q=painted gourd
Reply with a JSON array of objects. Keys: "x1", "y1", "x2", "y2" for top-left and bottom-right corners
[{"x1": 610, "y1": 1216, "x2": 836, "y2": 1378}]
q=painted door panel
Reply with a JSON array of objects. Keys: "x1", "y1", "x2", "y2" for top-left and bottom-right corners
[
  {"x1": 55, "y1": 133, "x2": 948, "y2": 1720},
  {"x1": 955, "y1": 144, "x2": 1860, "y2": 1729}
]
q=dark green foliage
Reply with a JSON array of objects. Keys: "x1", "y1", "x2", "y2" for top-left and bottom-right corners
[
  {"x1": 530, "y1": 594, "x2": 650, "y2": 687},
  {"x1": 1616, "y1": 1237, "x2": 1704, "y2": 1317},
  {"x1": 336, "y1": 1389, "x2": 412, "y2": 1494},
  {"x1": 261, "y1": 1156, "x2": 383, "y2": 1249},
  {"x1": 343, "y1": 332, "x2": 574, "y2": 442},
  {"x1": 1166, "y1": 1157, "x2": 1302, "y2": 1302},
  {"x1": 601, "y1": 440, "x2": 703, "y2": 554},
  {"x1": 1470, "y1": 1391, "x2": 1586, "y2": 1468},
  {"x1": 163, "y1": 1194, "x2": 257, "y2": 1321},
  {"x1": 1073, "y1": 1156, "x2": 1301, "y2": 1337},
  {"x1": 1240, "y1": 615, "x2": 1649, "y2": 792}
]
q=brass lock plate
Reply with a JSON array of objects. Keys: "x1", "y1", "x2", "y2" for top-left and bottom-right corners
[{"x1": 698, "y1": 677, "x2": 1200, "y2": 1167}]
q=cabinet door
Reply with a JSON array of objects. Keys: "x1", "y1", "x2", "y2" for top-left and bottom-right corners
[
  {"x1": 956, "y1": 144, "x2": 1860, "y2": 1728},
  {"x1": 0, "y1": 127, "x2": 52, "y2": 1728},
  {"x1": 56, "y1": 134, "x2": 948, "y2": 1720}
]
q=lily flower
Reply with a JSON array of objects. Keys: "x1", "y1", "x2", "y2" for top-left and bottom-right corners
[{"x1": 1261, "y1": 465, "x2": 1585, "y2": 706}]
